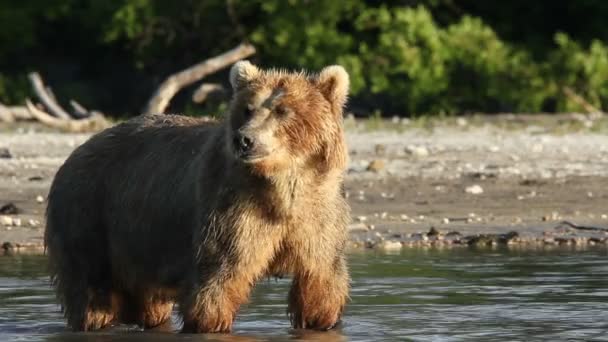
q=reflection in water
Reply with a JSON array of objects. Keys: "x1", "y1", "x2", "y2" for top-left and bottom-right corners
[{"x1": 0, "y1": 247, "x2": 607, "y2": 341}]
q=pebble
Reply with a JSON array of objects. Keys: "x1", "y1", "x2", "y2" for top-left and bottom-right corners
[
  {"x1": 28, "y1": 219, "x2": 40, "y2": 227},
  {"x1": 0, "y1": 215, "x2": 12, "y2": 226},
  {"x1": 12, "y1": 218, "x2": 21, "y2": 227},
  {"x1": 0, "y1": 203, "x2": 19, "y2": 215},
  {"x1": 405, "y1": 145, "x2": 429, "y2": 158},
  {"x1": 400, "y1": 214, "x2": 409, "y2": 221},
  {"x1": 374, "y1": 144, "x2": 387, "y2": 155},
  {"x1": 36, "y1": 195, "x2": 45, "y2": 203},
  {"x1": 0, "y1": 147, "x2": 12, "y2": 159},
  {"x1": 367, "y1": 160, "x2": 385, "y2": 172},
  {"x1": 356, "y1": 216, "x2": 368, "y2": 222},
  {"x1": 376, "y1": 240, "x2": 402, "y2": 251},
  {"x1": 465, "y1": 184, "x2": 484, "y2": 194}
]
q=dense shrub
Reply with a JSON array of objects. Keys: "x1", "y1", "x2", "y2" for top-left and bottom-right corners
[{"x1": 0, "y1": 1, "x2": 607, "y2": 116}]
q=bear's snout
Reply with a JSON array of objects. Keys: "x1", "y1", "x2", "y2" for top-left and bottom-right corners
[{"x1": 233, "y1": 131, "x2": 255, "y2": 157}]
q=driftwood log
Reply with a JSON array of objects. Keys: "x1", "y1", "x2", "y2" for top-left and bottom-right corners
[
  {"x1": 0, "y1": 72, "x2": 110, "y2": 132},
  {"x1": 0, "y1": 42, "x2": 256, "y2": 131},
  {"x1": 192, "y1": 83, "x2": 226, "y2": 104},
  {"x1": 144, "y1": 42, "x2": 255, "y2": 115}
]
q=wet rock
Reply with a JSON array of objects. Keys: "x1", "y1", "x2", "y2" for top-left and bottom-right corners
[
  {"x1": 411, "y1": 233, "x2": 429, "y2": 242},
  {"x1": 0, "y1": 203, "x2": 20, "y2": 215},
  {"x1": 376, "y1": 240, "x2": 402, "y2": 251},
  {"x1": 589, "y1": 237, "x2": 607, "y2": 244},
  {"x1": 2, "y1": 242, "x2": 14, "y2": 252},
  {"x1": 427, "y1": 227, "x2": 440, "y2": 237},
  {"x1": 555, "y1": 237, "x2": 576, "y2": 245},
  {"x1": 367, "y1": 159, "x2": 385, "y2": 172},
  {"x1": 348, "y1": 222, "x2": 368, "y2": 232},
  {"x1": 0, "y1": 148, "x2": 11, "y2": 159},
  {"x1": 465, "y1": 184, "x2": 484, "y2": 195},
  {"x1": 466, "y1": 231, "x2": 519, "y2": 246}
]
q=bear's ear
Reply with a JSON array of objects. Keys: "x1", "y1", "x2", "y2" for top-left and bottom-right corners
[
  {"x1": 229, "y1": 60, "x2": 259, "y2": 90},
  {"x1": 315, "y1": 65, "x2": 350, "y2": 112}
]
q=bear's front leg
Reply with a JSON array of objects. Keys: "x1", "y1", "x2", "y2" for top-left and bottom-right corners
[
  {"x1": 180, "y1": 273, "x2": 253, "y2": 333},
  {"x1": 288, "y1": 255, "x2": 349, "y2": 330}
]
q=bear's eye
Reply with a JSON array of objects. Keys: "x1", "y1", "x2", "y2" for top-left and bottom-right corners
[{"x1": 243, "y1": 107, "x2": 253, "y2": 118}]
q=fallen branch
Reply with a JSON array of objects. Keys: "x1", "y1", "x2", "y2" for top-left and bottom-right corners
[
  {"x1": 556, "y1": 220, "x2": 608, "y2": 233},
  {"x1": 192, "y1": 83, "x2": 226, "y2": 103},
  {"x1": 28, "y1": 72, "x2": 72, "y2": 119},
  {"x1": 144, "y1": 42, "x2": 255, "y2": 115},
  {"x1": 0, "y1": 103, "x2": 34, "y2": 122},
  {"x1": 25, "y1": 99, "x2": 109, "y2": 133},
  {"x1": 0, "y1": 103, "x2": 14, "y2": 123},
  {"x1": 562, "y1": 86, "x2": 604, "y2": 116}
]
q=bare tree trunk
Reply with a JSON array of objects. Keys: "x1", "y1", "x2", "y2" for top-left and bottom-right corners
[{"x1": 144, "y1": 42, "x2": 255, "y2": 115}]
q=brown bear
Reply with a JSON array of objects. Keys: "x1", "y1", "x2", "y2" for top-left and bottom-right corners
[{"x1": 44, "y1": 61, "x2": 351, "y2": 333}]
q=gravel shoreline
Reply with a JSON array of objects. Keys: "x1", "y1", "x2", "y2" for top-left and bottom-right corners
[{"x1": 1, "y1": 116, "x2": 608, "y2": 254}]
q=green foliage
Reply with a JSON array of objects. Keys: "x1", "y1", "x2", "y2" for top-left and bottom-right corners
[
  {"x1": 548, "y1": 33, "x2": 608, "y2": 112},
  {"x1": 1, "y1": 0, "x2": 608, "y2": 115}
]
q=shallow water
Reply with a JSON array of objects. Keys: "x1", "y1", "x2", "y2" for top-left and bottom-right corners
[{"x1": 1, "y1": 247, "x2": 607, "y2": 341}]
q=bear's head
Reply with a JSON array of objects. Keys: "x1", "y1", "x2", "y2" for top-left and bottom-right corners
[{"x1": 227, "y1": 61, "x2": 349, "y2": 177}]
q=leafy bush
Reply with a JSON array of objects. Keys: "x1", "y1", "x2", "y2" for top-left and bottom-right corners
[
  {"x1": 548, "y1": 33, "x2": 608, "y2": 112},
  {"x1": 1, "y1": 1, "x2": 608, "y2": 116}
]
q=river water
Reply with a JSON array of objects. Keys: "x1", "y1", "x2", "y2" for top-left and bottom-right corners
[{"x1": 1, "y1": 247, "x2": 607, "y2": 341}]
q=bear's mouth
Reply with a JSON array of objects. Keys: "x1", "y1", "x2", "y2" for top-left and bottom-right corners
[{"x1": 239, "y1": 153, "x2": 270, "y2": 163}]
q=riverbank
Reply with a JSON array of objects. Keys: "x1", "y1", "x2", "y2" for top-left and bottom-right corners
[{"x1": 1, "y1": 114, "x2": 608, "y2": 253}]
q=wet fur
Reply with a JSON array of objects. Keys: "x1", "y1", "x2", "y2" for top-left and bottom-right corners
[{"x1": 45, "y1": 64, "x2": 350, "y2": 333}]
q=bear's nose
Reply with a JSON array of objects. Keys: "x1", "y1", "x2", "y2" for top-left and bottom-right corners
[{"x1": 233, "y1": 132, "x2": 254, "y2": 155}]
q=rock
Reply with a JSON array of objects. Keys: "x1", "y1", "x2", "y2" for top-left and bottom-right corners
[
  {"x1": 356, "y1": 216, "x2": 368, "y2": 222},
  {"x1": 467, "y1": 231, "x2": 520, "y2": 246},
  {"x1": 36, "y1": 195, "x2": 45, "y2": 203},
  {"x1": 0, "y1": 148, "x2": 12, "y2": 159},
  {"x1": 374, "y1": 144, "x2": 387, "y2": 156},
  {"x1": 376, "y1": 240, "x2": 402, "y2": 251},
  {"x1": 0, "y1": 203, "x2": 20, "y2": 215},
  {"x1": 465, "y1": 184, "x2": 484, "y2": 195},
  {"x1": 366, "y1": 159, "x2": 385, "y2": 172},
  {"x1": 405, "y1": 145, "x2": 429, "y2": 158},
  {"x1": 400, "y1": 214, "x2": 409, "y2": 221},
  {"x1": 427, "y1": 227, "x2": 440, "y2": 237},
  {"x1": 28, "y1": 219, "x2": 40, "y2": 227},
  {"x1": 0, "y1": 216, "x2": 12, "y2": 226},
  {"x1": 12, "y1": 218, "x2": 21, "y2": 227}
]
